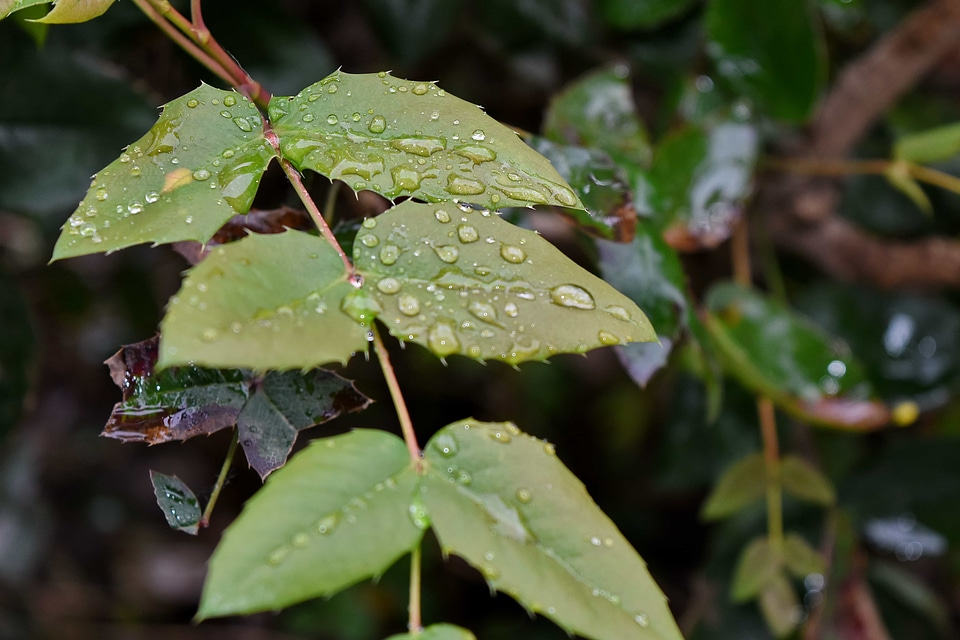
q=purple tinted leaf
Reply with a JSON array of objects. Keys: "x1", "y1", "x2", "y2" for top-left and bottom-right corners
[{"x1": 149, "y1": 470, "x2": 201, "y2": 535}]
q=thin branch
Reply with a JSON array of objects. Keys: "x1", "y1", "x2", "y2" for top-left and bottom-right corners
[
  {"x1": 373, "y1": 325, "x2": 422, "y2": 470},
  {"x1": 282, "y1": 160, "x2": 355, "y2": 276},
  {"x1": 763, "y1": 157, "x2": 890, "y2": 177},
  {"x1": 758, "y1": 397, "x2": 784, "y2": 550},
  {"x1": 408, "y1": 545, "x2": 423, "y2": 634},
  {"x1": 190, "y1": 0, "x2": 210, "y2": 45},
  {"x1": 200, "y1": 428, "x2": 239, "y2": 528},
  {"x1": 910, "y1": 164, "x2": 960, "y2": 195}
]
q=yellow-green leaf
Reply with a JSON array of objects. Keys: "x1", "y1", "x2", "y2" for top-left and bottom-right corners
[
  {"x1": 731, "y1": 536, "x2": 780, "y2": 602},
  {"x1": 780, "y1": 455, "x2": 836, "y2": 506},
  {"x1": 33, "y1": 0, "x2": 112, "y2": 23},
  {"x1": 700, "y1": 452, "x2": 766, "y2": 521}
]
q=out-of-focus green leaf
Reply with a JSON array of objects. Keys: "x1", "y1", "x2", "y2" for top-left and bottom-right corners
[
  {"x1": 884, "y1": 161, "x2": 932, "y2": 215},
  {"x1": 701, "y1": 452, "x2": 766, "y2": 521},
  {"x1": 0, "y1": 0, "x2": 50, "y2": 20},
  {"x1": 160, "y1": 230, "x2": 369, "y2": 370},
  {"x1": 704, "y1": 0, "x2": 825, "y2": 123},
  {"x1": 597, "y1": 0, "x2": 698, "y2": 30},
  {"x1": 894, "y1": 121, "x2": 960, "y2": 165},
  {"x1": 598, "y1": 225, "x2": 687, "y2": 386},
  {"x1": 478, "y1": 0, "x2": 591, "y2": 49},
  {"x1": 353, "y1": 201, "x2": 655, "y2": 364},
  {"x1": 527, "y1": 137, "x2": 635, "y2": 241},
  {"x1": 758, "y1": 572, "x2": 799, "y2": 638},
  {"x1": 731, "y1": 536, "x2": 780, "y2": 602},
  {"x1": 421, "y1": 419, "x2": 684, "y2": 640},
  {"x1": 198, "y1": 430, "x2": 423, "y2": 618},
  {"x1": 51, "y1": 85, "x2": 276, "y2": 260},
  {"x1": 782, "y1": 533, "x2": 825, "y2": 578},
  {"x1": 635, "y1": 123, "x2": 757, "y2": 251},
  {"x1": 780, "y1": 455, "x2": 836, "y2": 506},
  {"x1": 360, "y1": 0, "x2": 463, "y2": 64},
  {"x1": 270, "y1": 72, "x2": 581, "y2": 211},
  {"x1": 33, "y1": 0, "x2": 113, "y2": 23},
  {"x1": 704, "y1": 282, "x2": 890, "y2": 430},
  {"x1": 543, "y1": 66, "x2": 651, "y2": 168},
  {"x1": 149, "y1": 471, "x2": 201, "y2": 535},
  {"x1": 384, "y1": 624, "x2": 477, "y2": 640},
  {"x1": 0, "y1": 279, "x2": 34, "y2": 438},
  {"x1": 870, "y1": 560, "x2": 951, "y2": 634}
]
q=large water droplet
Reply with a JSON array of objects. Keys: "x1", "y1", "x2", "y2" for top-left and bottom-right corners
[
  {"x1": 360, "y1": 233, "x2": 380, "y2": 247},
  {"x1": 397, "y1": 294, "x2": 420, "y2": 316},
  {"x1": 380, "y1": 245, "x2": 400, "y2": 265},
  {"x1": 635, "y1": 614, "x2": 649, "y2": 627},
  {"x1": 223, "y1": 95, "x2": 236, "y2": 107},
  {"x1": 376, "y1": 277, "x2": 401, "y2": 294},
  {"x1": 192, "y1": 168, "x2": 211, "y2": 181},
  {"x1": 500, "y1": 244, "x2": 526, "y2": 264},
  {"x1": 368, "y1": 115, "x2": 386, "y2": 134},
  {"x1": 392, "y1": 167, "x2": 422, "y2": 191},
  {"x1": 391, "y1": 137, "x2": 444, "y2": 156},
  {"x1": 598, "y1": 331, "x2": 620, "y2": 345},
  {"x1": 468, "y1": 300, "x2": 500, "y2": 325},
  {"x1": 434, "y1": 245, "x2": 459, "y2": 263},
  {"x1": 457, "y1": 224, "x2": 479, "y2": 243},
  {"x1": 433, "y1": 432, "x2": 459, "y2": 457},
  {"x1": 550, "y1": 284, "x2": 596, "y2": 310},
  {"x1": 95, "y1": 188, "x2": 108, "y2": 201},
  {"x1": 186, "y1": 98, "x2": 199, "y2": 108},
  {"x1": 326, "y1": 114, "x2": 338, "y2": 125},
  {"x1": 434, "y1": 209, "x2": 451, "y2": 223},
  {"x1": 603, "y1": 305, "x2": 632, "y2": 322},
  {"x1": 446, "y1": 175, "x2": 485, "y2": 196},
  {"x1": 412, "y1": 83, "x2": 429, "y2": 95},
  {"x1": 552, "y1": 185, "x2": 577, "y2": 207},
  {"x1": 504, "y1": 302, "x2": 519, "y2": 318},
  {"x1": 471, "y1": 129, "x2": 486, "y2": 141},
  {"x1": 233, "y1": 116, "x2": 254, "y2": 132},
  {"x1": 428, "y1": 321, "x2": 460, "y2": 356},
  {"x1": 455, "y1": 144, "x2": 497, "y2": 164},
  {"x1": 340, "y1": 290, "x2": 382, "y2": 324}
]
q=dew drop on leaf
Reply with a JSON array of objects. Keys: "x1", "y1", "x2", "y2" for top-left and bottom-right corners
[
  {"x1": 516, "y1": 488, "x2": 533, "y2": 503},
  {"x1": 186, "y1": 98, "x2": 199, "y2": 108},
  {"x1": 380, "y1": 245, "x2": 400, "y2": 265},
  {"x1": 291, "y1": 532, "x2": 309, "y2": 548},
  {"x1": 598, "y1": 331, "x2": 620, "y2": 345},
  {"x1": 326, "y1": 114, "x2": 338, "y2": 125},
  {"x1": 428, "y1": 321, "x2": 460, "y2": 356},
  {"x1": 233, "y1": 116, "x2": 253, "y2": 132},
  {"x1": 433, "y1": 245, "x2": 459, "y2": 263},
  {"x1": 434, "y1": 209, "x2": 451, "y2": 223},
  {"x1": 192, "y1": 168, "x2": 211, "y2": 181},
  {"x1": 471, "y1": 129, "x2": 486, "y2": 141},
  {"x1": 376, "y1": 277, "x2": 401, "y2": 294},
  {"x1": 500, "y1": 244, "x2": 526, "y2": 264},
  {"x1": 550, "y1": 284, "x2": 596, "y2": 310},
  {"x1": 468, "y1": 300, "x2": 500, "y2": 325},
  {"x1": 457, "y1": 224, "x2": 479, "y2": 243},
  {"x1": 360, "y1": 233, "x2": 379, "y2": 247},
  {"x1": 433, "y1": 432, "x2": 459, "y2": 457},
  {"x1": 446, "y1": 175, "x2": 485, "y2": 196},
  {"x1": 397, "y1": 294, "x2": 420, "y2": 316},
  {"x1": 603, "y1": 305, "x2": 632, "y2": 322},
  {"x1": 635, "y1": 614, "x2": 649, "y2": 627},
  {"x1": 504, "y1": 302, "x2": 519, "y2": 318},
  {"x1": 368, "y1": 115, "x2": 386, "y2": 134},
  {"x1": 223, "y1": 95, "x2": 236, "y2": 107},
  {"x1": 412, "y1": 83, "x2": 429, "y2": 95},
  {"x1": 489, "y1": 430, "x2": 512, "y2": 444}
]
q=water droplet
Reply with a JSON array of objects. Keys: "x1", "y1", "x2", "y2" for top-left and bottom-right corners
[
  {"x1": 429, "y1": 110, "x2": 440, "y2": 121},
  {"x1": 327, "y1": 83, "x2": 338, "y2": 94},
  {"x1": 550, "y1": 284, "x2": 595, "y2": 310},
  {"x1": 326, "y1": 114, "x2": 338, "y2": 125},
  {"x1": 349, "y1": 273, "x2": 364, "y2": 288},
  {"x1": 635, "y1": 614, "x2": 649, "y2": 627},
  {"x1": 368, "y1": 115, "x2": 386, "y2": 134},
  {"x1": 455, "y1": 144, "x2": 497, "y2": 164},
  {"x1": 503, "y1": 302, "x2": 520, "y2": 318},
  {"x1": 267, "y1": 546, "x2": 290, "y2": 565},
  {"x1": 598, "y1": 331, "x2": 620, "y2": 345},
  {"x1": 456, "y1": 470, "x2": 472, "y2": 485},
  {"x1": 340, "y1": 290, "x2": 381, "y2": 324},
  {"x1": 603, "y1": 305, "x2": 632, "y2": 322},
  {"x1": 376, "y1": 277, "x2": 401, "y2": 294},
  {"x1": 428, "y1": 321, "x2": 460, "y2": 356},
  {"x1": 397, "y1": 294, "x2": 420, "y2": 316},
  {"x1": 220, "y1": 110, "x2": 232, "y2": 118},
  {"x1": 408, "y1": 501, "x2": 430, "y2": 530},
  {"x1": 457, "y1": 224, "x2": 479, "y2": 243},
  {"x1": 552, "y1": 185, "x2": 577, "y2": 206},
  {"x1": 186, "y1": 98, "x2": 199, "y2": 108},
  {"x1": 391, "y1": 137, "x2": 444, "y2": 156},
  {"x1": 516, "y1": 488, "x2": 532, "y2": 503},
  {"x1": 434, "y1": 208, "x2": 451, "y2": 223},
  {"x1": 590, "y1": 536, "x2": 603, "y2": 546},
  {"x1": 362, "y1": 217, "x2": 377, "y2": 229},
  {"x1": 360, "y1": 233, "x2": 380, "y2": 248},
  {"x1": 380, "y1": 245, "x2": 400, "y2": 265},
  {"x1": 202, "y1": 328, "x2": 219, "y2": 342},
  {"x1": 192, "y1": 168, "x2": 211, "y2": 181},
  {"x1": 222, "y1": 149, "x2": 235, "y2": 159},
  {"x1": 471, "y1": 129, "x2": 486, "y2": 141},
  {"x1": 500, "y1": 244, "x2": 526, "y2": 264},
  {"x1": 434, "y1": 245, "x2": 459, "y2": 263},
  {"x1": 446, "y1": 175, "x2": 485, "y2": 196},
  {"x1": 223, "y1": 95, "x2": 236, "y2": 107},
  {"x1": 489, "y1": 430, "x2": 511, "y2": 444},
  {"x1": 433, "y1": 432, "x2": 459, "y2": 457},
  {"x1": 468, "y1": 301, "x2": 500, "y2": 325},
  {"x1": 392, "y1": 167, "x2": 422, "y2": 191},
  {"x1": 543, "y1": 442, "x2": 556, "y2": 456},
  {"x1": 291, "y1": 532, "x2": 309, "y2": 548},
  {"x1": 412, "y1": 83, "x2": 429, "y2": 95},
  {"x1": 129, "y1": 166, "x2": 141, "y2": 177},
  {"x1": 351, "y1": 112, "x2": 362, "y2": 122},
  {"x1": 95, "y1": 188, "x2": 108, "y2": 201},
  {"x1": 233, "y1": 116, "x2": 253, "y2": 132},
  {"x1": 482, "y1": 565, "x2": 500, "y2": 579},
  {"x1": 301, "y1": 113, "x2": 315, "y2": 123},
  {"x1": 602, "y1": 537, "x2": 614, "y2": 547}
]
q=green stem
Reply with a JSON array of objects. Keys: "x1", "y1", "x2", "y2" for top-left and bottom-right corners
[
  {"x1": 372, "y1": 325, "x2": 422, "y2": 470},
  {"x1": 409, "y1": 544, "x2": 423, "y2": 634},
  {"x1": 758, "y1": 397, "x2": 784, "y2": 550},
  {"x1": 910, "y1": 164, "x2": 960, "y2": 196},
  {"x1": 323, "y1": 180, "x2": 342, "y2": 226},
  {"x1": 200, "y1": 428, "x2": 239, "y2": 528}
]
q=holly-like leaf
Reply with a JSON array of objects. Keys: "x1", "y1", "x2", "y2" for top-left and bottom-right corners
[
  {"x1": 700, "y1": 452, "x2": 766, "y2": 521},
  {"x1": 353, "y1": 201, "x2": 655, "y2": 364},
  {"x1": 159, "y1": 230, "x2": 370, "y2": 370},
  {"x1": 103, "y1": 337, "x2": 371, "y2": 476},
  {"x1": 731, "y1": 536, "x2": 780, "y2": 602},
  {"x1": 782, "y1": 533, "x2": 825, "y2": 578},
  {"x1": 269, "y1": 71, "x2": 581, "y2": 210},
  {"x1": 420, "y1": 419, "x2": 683, "y2": 640},
  {"x1": 52, "y1": 84, "x2": 276, "y2": 261},
  {"x1": 384, "y1": 624, "x2": 477, "y2": 640},
  {"x1": 198, "y1": 430, "x2": 423, "y2": 618},
  {"x1": 704, "y1": 283, "x2": 891, "y2": 430},
  {"x1": 543, "y1": 66, "x2": 651, "y2": 168},
  {"x1": 149, "y1": 471, "x2": 201, "y2": 535},
  {"x1": 0, "y1": 0, "x2": 50, "y2": 20},
  {"x1": 780, "y1": 455, "x2": 836, "y2": 506},
  {"x1": 33, "y1": 0, "x2": 113, "y2": 23},
  {"x1": 894, "y1": 121, "x2": 960, "y2": 165}
]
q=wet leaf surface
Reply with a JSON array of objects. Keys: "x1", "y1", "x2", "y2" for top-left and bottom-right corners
[
  {"x1": 198, "y1": 430, "x2": 423, "y2": 618},
  {"x1": 353, "y1": 200, "x2": 655, "y2": 365},
  {"x1": 52, "y1": 84, "x2": 276, "y2": 260},
  {"x1": 171, "y1": 206, "x2": 313, "y2": 265},
  {"x1": 270, "y1": 71, "x2": 582, "y2": 210},
  {"x1": 384, "y1": 623, "x2": 477, "y2": 640},
  {"x1": 149, "y1": 471, "x2": 201, "y2": 535},
  {"x1": 421, "y1": 419, "x2": 683, "y2": 640},
  {"x1": 704, "y1": 283, "x2": 890, "y2": 430},
  {"x1": 160, "y1": 230, "x2": 369, "y2": 370}
]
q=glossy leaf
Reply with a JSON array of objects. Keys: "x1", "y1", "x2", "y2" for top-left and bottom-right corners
[
  {"x1": 780, "y1": 455, "x2": 836, "y2": 506},
  {"x1": 782, "y1": 533, "x2": 825, "y2": 578},
  {"x1": 149, "y1": 471, "x2": 201, "y2": 535},
  {"x1": 894, "y1": 121, "x2": 960, "y2": 165},
  {"x1": 353, "y1": 201, "x2": 655, "y2": 364},
  {"x1": 704, "y1": 283, "x2": 891, "y2": 430},
  {"x1": 421, "y1": 420, "x2": 683, "y2": 640},
  {"x1": 597, "y1": 0, "x2": 697, "y2": 30},
  {"x1": 52, "y1": 84, "x2": 275, "y2": 260},
  {"x1": 269, "y1": 71, "x2": 581, "y2": 210},
  {"x1": 160, "y1": 230, "x2": 369, "y2": 370},
  {"x1": 384, "y1": 624, "x2": 477, "y2": 640},
  {"x1": 731, "y1": 536, "x2": 780, "y2": 602},
  {"x1": 758, "y1": 572, "x2": 799, "y2": 638},
  {"x1": 598, "y1": 224, "x2": 687, "y2": 386},
  {"x1": 33, "y1": 0, "x2": 112, "y2": 23},
  {"x1": 0, "y1": 0, "x2": 49, "y2": 20},
  {"x1": 705, "y1": 0, "x2": 825, "y2": 123},
  {"x1": 527, "y1": 137, "x2": 636, "y2": 241},
  {"x1": 198, "y1": 430, "x2": 423, "y2": 618},
  {"x1": 700, "y1": 452, "x2": 766, "y2": 521},
  {"x1": 543, "y1": 67, "x2": 651, "y2": 168},
  {"x1": 635, "y1": 123, "x2": 757, "y2": 251}
]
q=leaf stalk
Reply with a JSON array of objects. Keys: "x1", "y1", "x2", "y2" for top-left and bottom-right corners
[
  {"x1": 372, "y1": 325, "x2": 422, "y2": 470},
  {"x1": 200, "y1": 428, "x2": 239, "y2": 528}
]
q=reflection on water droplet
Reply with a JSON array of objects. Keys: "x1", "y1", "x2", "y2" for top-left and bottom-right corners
[
  {"x1": 233, "y1": 116, "x2": 253, "y2": 132},
  {"x1": 360, "y1": 233, "x2": 379, "y2": 247},
  {"x1": 368, "y1": 115, "x2": 386, "y2": 134},
  {"x1": 186, "y1": 98, "x2": 199, "y2": 108},
  {"x1": 412, "y1": 83, "x2": 429, "y2": 95},
  {"x1": 603, "y1": 305, "x2": 632, "y2": 322},
  {"x1": 192, "y1": 168, "x2": 211, "y2": 181},
  {"x1": 635, "y1": 614, "x2": 649, "y2": 627},
  {"x1": 598, "y1": 331, "x2": 620, "y2": 345},
  {"x1": 220, "y1": 110, "x2": 232, "y2": 118},
  {"x1": 202, "y1": 328, "x2": 219, "y2": 342},
  {"x1": 434, "y1": 209, "x2": 451, "y2": 223},
  {"x1": 550, "y1": 284, "x2": 595, "y2": 310},
  {"x1": 397, "y1": 294, "x2": 420, "y2": 316},
  {"x1": 362, "y1": 217, "x2": 377, "y2": 229},
  {"x1": 468, "y1": 301, "x2": 500, "y2": 325},
  {"x1": 428, "y1": 321, "x2": 460, "y2": 356},
  {"x1": 500, "y1": 245, "x2": 526, "y2": 264},
  {"x1": 434, "y1": 245, "x2": 459, "y2": 263},
  {"x1": 223, "y1": 95, "x2": 236, "y2": 107},
  {"x1": 457, "y1": 224, "x2": 479, "y2": 243},
  {"x1": 433, "y1": 432, "x2": 459, "y2": 457},
  {"x1": 504, "y1": 302, "x2": 519, "y2": 318},
  {"x1": 516, "y1": 488, "x2": 532, "y2": 503},
  {"x1": 446, "y1": 175, "x2": 485, "y2": 196},
  {"x1": 376, "y1": 277, "x2": 401, "y2": 294},
  {"x1": 489, "y1": 430, "x2": 511, "y2": 444},
  {"x1": 471, "y1": 129, "x2": 486, "y2": 141},
  {"x1": 380, "y1": 245, "x2": 400, "y2": 265},
  {"x1": 95, "y1": 188, "x2": 108, "y2": 201},
  {"x1": 326, "y1": 114, "x2": 338, "y2": 125},
  {"x1": 543, "y1": 442, "x2": 556, "y2": 456}
]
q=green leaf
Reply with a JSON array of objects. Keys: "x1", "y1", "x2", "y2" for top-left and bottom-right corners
[
  {"x1": 758, "y1": 572, "x2": 799, "y2": 638},
  {"x1": 0, "y1": 0, "x2": 50, "y2": 20},
  {"x1": 198, "y1": 429, "x2": 423, "y2": 618},
  {"x1": 421, "y1": 419, "x2": 683, "y2": 640},
  {"x1": 159, "y1": 230, "x2": 370, "y2": 370},
  {"x1": 894, "y1": 121, "x2": 960, "y2": 165},
  {"x1": 780, "y1": 455, "x2": 836, "y2": 506},
  {"x1": 270, "y1": 71, "x2": 581, "y2": 210},
  {"x1": 731, "y1": 536, "x2": 780, "y2": 602},
  {"x1": 704, "y1": 282, "x2": 891, "y2": 430},
  {"x1": 597, "y1": 0, "x2": 697, "y2": 30},
  {"x1": 701, "y1": 452, "x2": 766, "y2": 521},
  {"x1": 52, "y1": 84, "x2": 276, "y2": 260},
  {"x1": 870, "y1": 560, "x2": 951, "y2": 634},
  {"x1": 705, "y1": 0, "x2": 825, "y2": 123},
  {"x1": 543, "y1": 66, "x2": 651, "y2": 168},
  {"x1": 149, "y1": 471, "x2": 201, "y2": 535},
  {"x1": 884, "y1": 160, "x2": 932, "y2": 215},
  {"x1": 384, "y1": 623, "x2": 477, "y2": 640},
  {"x1": 782, "y1": 533, "x2": 825, "y2": 578},
  {"x1": 353, "y1": 201, "x2": 655, "y2": 364},
  {"x1": 33, "y1": 0, "x2": 112, "y2": 23}
]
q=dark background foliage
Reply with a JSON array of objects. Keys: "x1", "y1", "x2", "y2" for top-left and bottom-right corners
[{"x1": 3, "y1": 0, "x2": 960, "y2": 638}]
